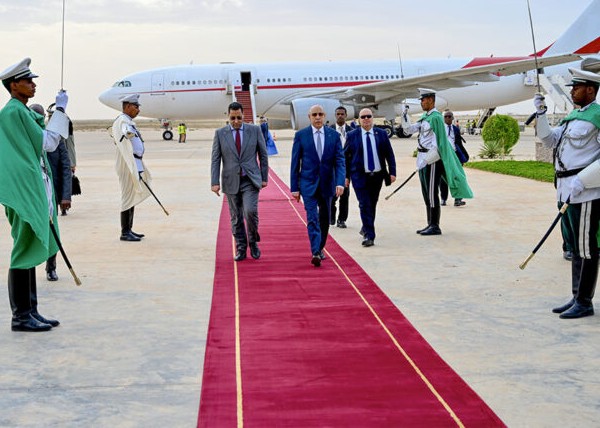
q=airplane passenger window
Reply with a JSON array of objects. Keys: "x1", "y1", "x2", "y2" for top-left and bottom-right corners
[
  {"x1": 319, "y1": 77, "x2": 322, "y2": 81},
  {"x1": 203, "y1": 80, "x2": 207, "y2": 84},
  {"x1": 220, "y1": 80, "x2": 223, "y2": 83},
  {"x1": 171, "y1": 81, "x2": 174, "y2": 85}
]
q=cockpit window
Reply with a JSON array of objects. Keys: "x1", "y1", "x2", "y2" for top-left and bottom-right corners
[{"x1": 112, "y1": 80, "x2": 132, "y2": 87}]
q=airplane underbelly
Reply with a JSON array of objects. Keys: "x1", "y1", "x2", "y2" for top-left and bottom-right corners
[{"x1": 441, "y1": 75, "x2": 535, "y2": 110}]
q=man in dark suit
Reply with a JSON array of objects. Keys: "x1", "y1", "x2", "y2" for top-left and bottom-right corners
[
  {"x1": 291, "y1": 104, "x2": 345, "y2": 267},
  {"x1": 330, "y1": 106, "x2": 353, "y2": 228},
  {"x1": 440, "y1": 110, "x2": 468, "y2": 207},
  {"x1": 211, "y1": 102, "x2": 269, "y2": 261},
  {"x1": 344, "y1": 108, "x2": 397, "y2": 247}
]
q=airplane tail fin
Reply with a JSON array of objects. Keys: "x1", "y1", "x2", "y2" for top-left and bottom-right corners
[{"x1": 537, "y1": 0, "x2": 600, "y2": 57}]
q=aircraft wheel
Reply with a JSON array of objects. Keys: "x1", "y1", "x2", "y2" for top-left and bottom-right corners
[
  {"x1": 163, "y1": 130, "x2": 173, "y2": 141},
  {"x1": 379, "y1": 125, "x2": 394, "y2": 139},
  {"x1": 396, "y1": 128, "x2": 412, "y2": 138}
]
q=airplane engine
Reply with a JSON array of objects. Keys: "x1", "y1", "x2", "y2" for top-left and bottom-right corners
[{"x1": 290, "y1": 98, "x2": 354, "y2": 130}]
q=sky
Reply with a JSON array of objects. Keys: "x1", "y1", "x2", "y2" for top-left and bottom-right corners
[{"x1": 0, "y1": 0, "x2": 594, "y2": 120}]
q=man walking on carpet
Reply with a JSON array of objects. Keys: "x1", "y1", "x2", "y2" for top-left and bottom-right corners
[
  {"x1": 211, "y1": 102, "x2": 269, "y2": 261},
  {"x1": 290, "y1": 104, "x2": 345, "y2": 267}
]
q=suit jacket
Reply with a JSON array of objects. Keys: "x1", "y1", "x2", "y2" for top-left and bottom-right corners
[
  {"x1": 344, "y1": 127, "x2": 397, "y2": 188},
  {"x1": 211, "y1": 123, "x2": 269, "y2": 194},
  {"x1": 290, "y1": 126, "x2": 345, "y2": 198},
  {"x1": 46, "y1": 139, "x2": 72, "y2": 202},
  {"x1": 450, "y1": 124, "x2": 469, "y2": 163}
]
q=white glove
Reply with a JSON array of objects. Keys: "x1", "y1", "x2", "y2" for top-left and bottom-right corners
[
  {"x1": 402, "y1": 105, "x2": 409, "y2": 120},
  {"x1": 55, "y1": 90, "x2": 68, "y2": 111},
  {"x1": 570, "y1": 176, "x2": 585, "y2": 196},
  {"x1": 533, "y1": 93, "x2": 546, "y2": 115},
  {"x1": 424, "y1": 148, "x2": 440, "y2": 164}
]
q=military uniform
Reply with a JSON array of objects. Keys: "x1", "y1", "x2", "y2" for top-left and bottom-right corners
[
  {"x1": 111, "y1": 94, "x2": 151, "y2": 241},
  {"x1": 402, "y1": 89, "x2": 472, "y2": 236},
  {"x1": 535, "y1": 68, "x2": 600, "y2": 319},
  {"x1": 0, "y1": 58, "x2": 69, "y2": 331}
]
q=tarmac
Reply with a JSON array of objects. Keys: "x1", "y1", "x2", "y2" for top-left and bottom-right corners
[{"x1": 0, "y1": 126, "x2": 599, "y2": 427}]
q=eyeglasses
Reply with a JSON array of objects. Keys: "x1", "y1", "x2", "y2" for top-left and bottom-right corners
[
  {"x1": 360, "y1": 115, "x2": 372, "y2": 119},
  {"x1": 444, "y1": 115, "x2": 453, "y2": 118},
  {"x1": 229, "y1": 116, "x2": 243, "y2": 121},
  {"x1": 311, "y1": 112, "x2": 325, "y2": 117}
]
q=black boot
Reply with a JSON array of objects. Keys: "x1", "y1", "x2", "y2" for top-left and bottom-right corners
[
  {"x1": 129, "y1": 206, "x2": 144, "y2": 238},
  {"x1": 552, "y1": 256, "x2": 581, "y2": 313},
  {"x1": 8, "y1": 269, "x2": 52, "y2": 332},
  {"x1": 560, "y1": 257, "x2": 597, "y2": 319},
  {"x1": 29, "y1": 268, "x2": 59, "y2": 327},
  {"x1": 120, "y1": 210, "x2": 140, "y2": 242},
  {"x1": 416, "y1": 207, "x2": 432, "y2": 234},
  {"x1": 46, "y1": 254, "x2": 58, "y2": 281},
  {"x1": 420, "y1": 206, "x2": 442, "y2": 236}
]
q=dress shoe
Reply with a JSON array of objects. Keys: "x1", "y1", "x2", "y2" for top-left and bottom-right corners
[
  {"x1": 419, "y1": 225, "x2": 442, "y2": 236},
  {"x1": 250, "y1": 244, "x2": 261, "y2": 259},
  {"x1": 61, "y1": 209, "x2": 68, "y2": 216},
  {"x1": 11, "y1": 315, "x2": 52, "y2": 332},
  {"x1": 46, "y1": 270, "x2": 58, "y2": 282},
  {"x1": 454, "y1": 199, "x2": 466, "y2": 207},
  {"x1": 559, "y1": 302, "x2": 594, "y2": 319},
  {"x1": 336, "y1": 220, "x2": 347, "y2": 228},
  {"x1": 329, "y1": 219, "x2": 335, "y2": 226},
  {"x1": 131, "y1": 231, "x2": 145, "y2": 238},
  {"x1": 441, "y1": 200, "x2": 447, "y2": 206},
  {"x1": 311, "y1": 254, "x2": 321, "y2": 267},
  {"x1": 552, "y1": 298, "x2": 575, "y2": 314},
  {"x1": 416, "y1": 225, "x2": 429, "y2": 234},
  {"x1": 32, "y1": 312, "x2": 60, "y2": 327},
  {"x1": 362, "y1": 239, "x2": 374, "y2": 247},
  {"x1": 563, "y1": 250, "x2": 573, "y2": 261},
  {"x1": 120, "y1": 231, "x2": 141, "y2": 242},
  {"x1": 318, "y1": 250, "x2": 326, "y2": 260},
  {"x1": 359, "y1": 229, "x2": 365, "y2": 237},
  {"x1": 234, "y1": 250, "x2": 247, "y2": 261}
]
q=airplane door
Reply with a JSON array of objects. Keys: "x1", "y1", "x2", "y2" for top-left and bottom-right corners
[{"x1": 152, "y1": 73, "x2": 165, "y2": 94}]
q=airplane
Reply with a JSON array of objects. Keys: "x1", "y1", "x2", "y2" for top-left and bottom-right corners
[{"x1": 99, "y1": 0, "x2": 600, "y2": 141}]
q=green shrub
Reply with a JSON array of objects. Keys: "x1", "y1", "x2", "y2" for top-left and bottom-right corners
[{"x1": 480, "y1": 114, "x2": 520, "y2": 158}]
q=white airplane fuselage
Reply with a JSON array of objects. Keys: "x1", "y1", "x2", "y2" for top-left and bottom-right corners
[{"x1": 99, "y1": 58, "x2": 537, "y2": 124}]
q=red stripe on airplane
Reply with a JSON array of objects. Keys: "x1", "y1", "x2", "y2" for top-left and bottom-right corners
[
  {"x1": 575, "y1": 37, "x2": 600, "y2": 54},
  {"x1": 461, "y1": 57, "x2": 529, "y2": 68}
]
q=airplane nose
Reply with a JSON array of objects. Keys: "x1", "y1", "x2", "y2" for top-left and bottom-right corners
[{"x1": 98, "y1": 89, "x2": 111, "y2": 106}]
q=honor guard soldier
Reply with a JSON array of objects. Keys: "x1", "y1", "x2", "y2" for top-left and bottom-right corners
[
  {"x1": 534, "y1": 68, "x2": 600, "y2": 319},
  {"x1": 401, "y1": 89, "x2": 472, "y2": 236},
  {"x1": 0, "y1": 58, "x2": 70, "y2": 331},
  {"x1": 111, "y1": 94, "x2": 152, "y2": 241}
]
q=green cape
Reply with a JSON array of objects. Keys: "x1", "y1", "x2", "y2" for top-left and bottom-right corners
[
  {"x1": 421, "y1": 110, "x2": 473, "y2": 199},
  {"x1": 561, "y1": 102, "x2": 600, "y2": 129},
  {"x1": 0, "y1": 98, "x2": 58, "y2": 268}
]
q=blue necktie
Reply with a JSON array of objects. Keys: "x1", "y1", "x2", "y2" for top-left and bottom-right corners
[{"x1": 366, "y1": 132, "x2": 375, "y2": 172}]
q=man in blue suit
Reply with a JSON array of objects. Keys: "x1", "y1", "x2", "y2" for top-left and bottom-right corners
[
  {"x1": 291, "y1": 105, "x2": 345, "y2": 267},
  {"x1": 345, "y1": 108, "x2": 396, "y2": 247}
]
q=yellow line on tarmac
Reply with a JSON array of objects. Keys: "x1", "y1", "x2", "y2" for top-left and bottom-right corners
[
  {"x1": 231, "y1": 237, "x2": 244, "y2": 428},
  {"x1": 269, "y1": 173, "x2": 465, "y2": 428}
]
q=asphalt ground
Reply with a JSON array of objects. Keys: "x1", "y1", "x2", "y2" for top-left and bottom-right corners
[{"x1": 1, "y1": 127, "x2": 599, "y2": 427}]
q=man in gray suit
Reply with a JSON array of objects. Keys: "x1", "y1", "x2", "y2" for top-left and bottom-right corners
[{"x1": 211, "y1": 102, "x2": 269, "y2": 261}]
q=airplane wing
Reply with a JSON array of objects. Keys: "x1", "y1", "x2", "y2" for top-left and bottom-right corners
[{"x1": 279, "y1": 53, "x2": 580, "y2": 106}]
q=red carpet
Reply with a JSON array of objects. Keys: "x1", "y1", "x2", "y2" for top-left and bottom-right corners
[{"x1": 198, "y1": 170, "x2": 505, "y2": 427}]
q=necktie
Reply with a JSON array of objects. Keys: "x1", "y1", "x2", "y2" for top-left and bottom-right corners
[
  {"x1": 339, "y1": 126, "x2": 345, "y2": 139},
  {"x1": 235, "y1": 129, "x2": 241, "y2": 155},
  {"x1": 316, "y1": 131, "x2": 323, "y2": 160},
  {"x1": 366, "y1": 132, "x2": 375, "y2": 172},
  {"x1": 448, "y1": 125, "x2": 452, "y2": 136}
]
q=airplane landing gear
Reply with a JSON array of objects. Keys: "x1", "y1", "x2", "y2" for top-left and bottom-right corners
[{"x1": 159, "y1": 119, "x2": 173, "y2": 140}]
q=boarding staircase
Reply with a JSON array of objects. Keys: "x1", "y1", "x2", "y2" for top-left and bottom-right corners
[
  {"x1": 476, "y1": 107, "x2": 496, "y2": 129},
  {"x1": 233, "y1": 88, "x2": 258, "y2": 124}
]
